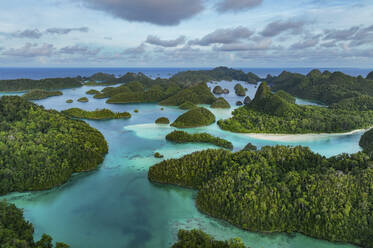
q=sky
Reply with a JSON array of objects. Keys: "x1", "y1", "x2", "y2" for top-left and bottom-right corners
[{"x1": 0, "y1": 0, "x2": 372, "y2": 67}]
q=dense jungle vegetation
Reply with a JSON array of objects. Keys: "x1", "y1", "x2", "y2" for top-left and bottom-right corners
[
  {"x1": 218, "y1": 82, "x2": 373, "y2": 134},
  {"x1": 0, "y1": 201, "x2": 69, "y2": 248},
  {"x1": 234, "y1": 83, "x2": 246, "y2": 96},
  {"x1": 149, "y1": 146, "x2": 373, "y2": 248},
  {"x1": 62, "y1": 108, "x2": 131, "y2": 120},
  {"x1": 0, "y1": 96, "x2": 108, "y2": 195},
  {"x1": 0, "y1": 77, "x2": 82, "y2": 92},
  {"x1": 171, "y1": 229, "x2": 247, "y2": 248},
  {"x1": 166, "y1": 130, "x2": 233, "y2": 149},
  {"x1": 22, "y1": 89, "x2": 63, "y2": 100},
  {"x1": 267, "y1": 69, "x2": 373, "y2": 106},
  {"x1": 171, "y1": 107, "x2": 216, "y2": 128},
  {"x1": 155, "y1": 117, "x2": 170, "y2": 124},
  {"x1": 211, "y1": 97, "x2": 231, "y2": 108},
  {"x1": 359, "y1": 128, "x2": 373, "y2": 156}
]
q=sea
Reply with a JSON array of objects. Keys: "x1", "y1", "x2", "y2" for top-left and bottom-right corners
[{"x1": 0, "y1": 67, "x2": 370, "y2": 248}]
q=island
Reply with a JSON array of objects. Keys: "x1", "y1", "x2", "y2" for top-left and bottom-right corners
[
  {"x1": 359, "y1": 128, "x2": 373, "y2": 156},
  {"x1": 0, "y1": 96, "x2": 108, "y2": 195},
  {"x1": 213, "y1": 85, "x2": 224, "y2": 94},
  {"x1": 66, "y1": 99, "x2": 73, "y2": 103},
  {"x1": 62, "y1": 108, "x2": 131, "y2": 120},
  {"x1": 22, "y1": 89, "x2": 63, "y2": 100},
  {"x1": 211, "y1": 97, "x2": 231, "y2": 108},
  {"x1": 155, "y1": 117, "x2": 170, "y2": 124},
  {"x1": 0, "y1": 201, "x2": 69, "y2": 248},
  {"x1": 149, "y1": 145, "x2": 373, "y2": 248},
  {"x1": 77, "y1": 97, "x2": 89, "y2": 102},
  {"x1": 171, "y1": 107, "x2": 215, "y2": 128},
  {"x1": 218, "y1": 82, "x2": 373, "y2": 134},
  {"x1": 0, "y1": 77, "x2": 82, "y2": 92},
  {"x1": 178, "y1": 101, "x2": 197, "y2": 110},
  {"x1": 166, "y1": 130, "x2": 233, "y2": 149},
  {"x1": 154, "y1": 152, "x2": 164, "y2": 158},
  {"x1": 86, "y1": 89, "x2": 101, "y2": 95},
  {"x1": 234, "y1": 83, "x2": 246, "y2": 96},
  {"x1": 171, "y1": 229, "x2": 246, "y2": 248}
]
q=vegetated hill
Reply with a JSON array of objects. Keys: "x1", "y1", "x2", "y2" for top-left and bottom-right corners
[
  {"x1": 171, "y1": 66, "x2": 260, "y2": 84},
  {"x1": 234, "y1": 83, "x2": 246, "y2": 96},
  {"x1": 155, "y1": 117, "x2": 170, "y2": 124},
  {"x1": 149, "y1": 146, "x2": 373, "y2": 248},
  {"x1": 0, "y1": 77, "x2": 83, "y2": 91},
  {"x1": 62, "y1": 108, "x2": 131, "y2": 120},
  {"x1": 359, "y1": 128, "x2": 373, "y2": 156},
  {"x1": 267, "y1": 69, "x2": 373, "y2": 105},
  {"x1": 166, "y1": 130, "x2": 233, "y2": 149},
  {"x1": 178, "y1": 101, "x2": 197, "y2": 110},
  {"x1": 218, "y1": 82, "x2": 373, "y2": 133},
  {"x1": 0, "y1": 96, "x2": 108, "y2": 195},
  {"x1": 171, "y1": 107, "x2": 216, "y2": 128},
  {"x1": 22, "y1": 89, "x2": 63, "y2": 100},
  {"x1": 211, "y1": 97, "x2": 231, "y2": 108}
]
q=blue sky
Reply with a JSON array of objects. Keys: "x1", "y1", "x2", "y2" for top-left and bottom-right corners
[{"x1": 0, "y1": 0, "x2": 372, "y2": 67}]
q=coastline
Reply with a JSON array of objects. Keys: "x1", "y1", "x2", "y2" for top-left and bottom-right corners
[{"x1": 244, "y1": 128, "x2": 369, "y2": 142}]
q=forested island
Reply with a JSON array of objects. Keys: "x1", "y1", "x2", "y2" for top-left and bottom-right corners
[
  {"x1": 22, "y1": 89, "x2": 63, "y2": 100},
  {"x1": 171, "y1": 107, "x2": 215, "y2": 128},
  {"x1": 166, "y1": 130, "x2": 233, "y2": 149},
  {"x1": 0, "y1": 96, "x2": 108, "y2": 195},
  {"x1": 0, "y1": 201, "x2": 69, "y2": 247},
  {"x1": 0, "y1": 77, "x2": 82, "y2": 92},
  {"x1": 211, "y1": 97, "x2": 231, "y2": 108},
  {"x1": 149, "y1": 145, "x2": 373, "y2": 248},
  {"x1": 267, "y1": 69, "x2": 373, "y2": 106},
  {"x1": 218, "y1": 82, "x2": 373, "y2": 134},
  {"x1": 62, "y1": 108, "x2": 131, "y2": 120},
  {"x1": 171, "y1": 229, "x2": 246, "y2": 248},
  {"x1": 155, "y1": 117, "x2": 170, "y2": 124}
]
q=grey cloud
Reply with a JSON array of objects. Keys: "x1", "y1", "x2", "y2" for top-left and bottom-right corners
[
  {"x1": 46, "y1": 27, "x2": 89, "y2": 34},
  {"x1": 104, "y1": 37, "x2": 112, "y2": 40},
  {"x1": 322, "y1": 25, "x2": 373, "y2": 47},
  {"x1": 214, "y1": 38, "x2": 278, "y2": 51},
  {"x1": 11, "y1": 29, "x2": 43, "y2": 39},
  {"x1": 81, "y1": 0, "x2": 204, "y2": 26},
  {"x1": 124, "y1": 43, "x2": 147, "y2": 55},
  {"x1": 146, "y1": 35, "x2": 186, "y2": 47},
  {"x1": 323, "y1": 26, "x2": 359, "y2": 40},
  {"x1": 216, "y1": 0, "x2": 262, "y2": 13},
  {"x1": 60, "y1": 45, "x2": 101, "y2": 56},
  {"x1": 349, "y1": 25, "x2": 373, "y2": 47},
  {"x1": 291, "y1": 38, "x2": 319, "y2": 49},
  {"x1": 190, "y1": 26, "x2": 253, "y2": 46},
  {"x1": 261, "y1": 19, "x2": 306, "y2": 37},
  {"x1": 2, "y1": 43, "x2": 55, "y2": 57}
]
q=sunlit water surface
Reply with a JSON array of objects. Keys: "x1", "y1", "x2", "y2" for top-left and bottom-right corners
[{"x1": 0, "y1": 80, "x2": 363, "y2": 248}]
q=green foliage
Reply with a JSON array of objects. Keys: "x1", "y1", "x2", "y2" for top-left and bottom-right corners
[
  {"x1": 234, "y1": 84, "x2": 246, "y2": 96},
  {"x1": 274, "y1": 90, "x2": 296, "y2": 104},
  {"x1": 171, "y1": 229, "x2": 246, "y2": 248},
  {"x1": 359, "y1": 128, "x2": 373, "y2": 156},
  {"x1": 171, "y1": 107, "x2": 216, "y2": 128},
  {"x1": 0, "y1": 77, "x2": 82, "y2": 92},
  {"x1": 213, "y1": 86, "x2": 224, "y2": 94},
  {"x1": 366, "y1": 71, "x2": 373, "y2": 80},
  {"x1": 159, "y1": 83, "x2": 216, "y2": 106},
  {"x1": 166, "y1": 130, "x2": 233, "y2": 149},
  {"x1": 171, "y1": 67, "x2": 260, "y2": 84},
  {"x1": 22, "y1": 89, "x2": 63, "y2": 100},
  {"x1": 62, "y1": 108, "x2": 131, "y2": 120},
  {"x1": 155, "y1": 117, "x2": 170, "y2": 124},
  {"x1": 89, "y1": 72, "x2": 116, "y2": 82},
  {"x1": 0, "y1": 201, "x2": 69, "y2": 247},
  {"x1": 178, "y1": 101, "x2": 197, "y2": 110},
  {"x1": 86, "y1": 89, "x2": 101, "y2": 95},
  {"x1": 66, "y1": 99, "x2": 73, "y2": 103},
  {"x1": 77, "y1": 97, "x2": 89, "y2": 102},
  {"x1": 154, "y1": 152, "x2": 164, "y2": 158},
  {"x1": 268, "y1": 70, "x2": 373, "y2": 105},
  {"x1": 0, "y1": 96, "x2": 108, "y2": 195},
  {"x1": 242, "y1": 143, "x2": 257, "y2": 151},
  {"x1": 331, "y1": 95, "x2": 373, "y2": 111},
  {"x1": 149, "y1": 146, "x2": 373, "y2": 247},
  {"x1": 218, "y1": 82, "x2": 373, "y2": 134},
  {"x1": 211, "y1": 97, "x2": 231, "y2": 109}
]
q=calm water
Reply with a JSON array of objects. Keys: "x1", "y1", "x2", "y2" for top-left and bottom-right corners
[{"x1": 0, "y1": 68, "x2": 366, "y2": 248}]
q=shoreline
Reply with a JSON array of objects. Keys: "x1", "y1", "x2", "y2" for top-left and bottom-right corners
[{"x1": 244, "y1": 128, "x2": 369, "y2": 142}]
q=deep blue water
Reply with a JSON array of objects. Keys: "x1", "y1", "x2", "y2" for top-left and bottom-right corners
[{"x1": 0, "y1": 67, "x2": 371, "y2": 80}]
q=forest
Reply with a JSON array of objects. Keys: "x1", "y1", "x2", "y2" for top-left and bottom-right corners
[
  {"x1": 0, "y1": 96, "x2": 108, "y2": 195},
  {"x1": 267, "y1": 69, "x2": 373, "y2": 106},
  {"x1": 22, "y1": 89, "x2": 63, "y2": 100},
  {"x1": 166, "y1": 130, "x2": 233, "y2": 149},
  {"x1": 62, "y1": 108, "x2": 131, "y2": 120},
  {"x1": 0, "y1": 201, "x2": 69, "y2": 247},
  {"x1": 171, "y1": 107, "x2": 216, "y2": 128},
  {"x1": 211, "y1": 97, "x2": 231, "y2": 108},
  {"x1": 218, "y1": 82, "x2": 373, "y2": 134},
  {"x1": 149, "y1": 146, "x2": 373, "y2": 248},
  {"x1": 171, "y1": 229, "x2": 247, "y2": 248},
  {"x1": 0, "y1": 77, "x2": 82, "y2": 91}
]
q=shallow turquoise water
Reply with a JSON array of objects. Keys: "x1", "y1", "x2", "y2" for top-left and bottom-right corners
[{"x1": 0, "y1": 82, "x2": 362, "y2": 248}]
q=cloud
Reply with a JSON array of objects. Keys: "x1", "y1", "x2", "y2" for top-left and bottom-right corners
[
  {"x1": 261, "y1": 19, "x2": 307, "y2": 37},
  {"x1": 146, "y1": 35, "x2": 186, "y2": 47},
  {"x1": 2, "y1": 43, "x2": 55, "y2": 57},
  {"x1": 124, "y1": 43, "x2": 147, "y2": 55},
  {"x1": 323, "y1": 26, "x2": 359, "y2": 40},
  {"x1": 60, "y1": 45, "x2": 101, "y2": 56},
  {"x1": 11, "y1": 29, "x2": 43, "y2": 39},
  {"x1": 80, "y1": 0, "x2": 204, "y2": 26},
  {"x1": 216, "y1": 0, "x2": 262, "y2": 13},
  {"x1": 45, "y1": 27, "x2": 89, "y2": 34},
  {"x1": 214, "y1": 38, "x2": 278, "y2": 51},
  {"x1": 189, "y1": 26, "x2": 254, "y2": 46},
  {"x1": 322, "y1": 25, "x2": 373, "y2": 47},
  {"x1": 290, "y1": 38, "x2": 319, "y2": 49}
]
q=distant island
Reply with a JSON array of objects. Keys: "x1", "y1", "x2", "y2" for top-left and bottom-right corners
[
  {"x1": 22, "y1": 89, "x2": 63, "y2": 100},
  {"x1": 62, "y1": 108, "x2": 131, "y2": 120},
  {"x1": 218, "y1": 82, "x2": 373, "y2": 134},
  {"x1": 0, "y1": 96, "x2": 108, "y2": 195},
  {"x1": 166, "y1": 130, "x2": 233, "y2": 149},
  {"x1": 171, "y1": 107, "x2": 215, "y2": 128},
  {"x1": 149, "y1": 145, "x2": 373, "y2": 248}
]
